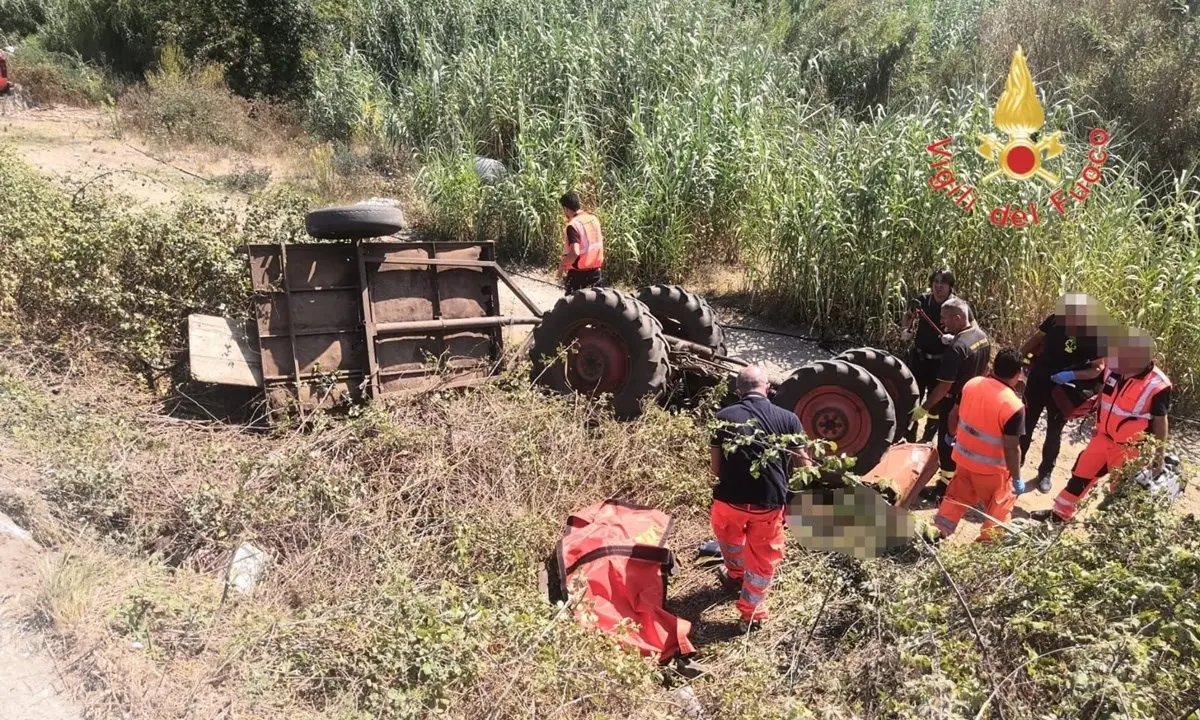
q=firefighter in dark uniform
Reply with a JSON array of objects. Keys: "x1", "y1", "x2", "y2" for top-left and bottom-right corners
[
  {"x1": 911, "y1": 297, "x2": 992, "y2": 502},
  {"x1": 1017, "y1": 293, "x2": 1106, "y2": 494},
  {"x1": 901, "y1": 268, "x2": 961, "y2": 442}
]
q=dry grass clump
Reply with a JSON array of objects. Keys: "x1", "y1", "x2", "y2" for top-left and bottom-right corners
[{"x1": 117, "y1": 45, "x2": 292, "y2": 153}]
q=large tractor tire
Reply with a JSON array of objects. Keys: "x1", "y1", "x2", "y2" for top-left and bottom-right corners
[
  {"x1": 834, "y1": 347, "x2": 919, "y2": 441},
  {"x1": 772, "y1": 360, "x2": 896, "y2": 473},
  {"x1": 635, "y1": 284, "x2": 726, "y2": 354},
  {"x1": 530, "y1": 288, "x2": 670, "y2": 420}
]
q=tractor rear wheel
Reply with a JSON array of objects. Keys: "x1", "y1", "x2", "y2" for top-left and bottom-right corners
[
  {"x1": 772, "y1": 360, "x2": 896, "y2": 472},
  {"x1": 530, "y1": 288, "x2": 670, "y2": 419},
  {"x1": 834, "y1": 347, "x2": 919, "y2": 441},
  {"x1": 635, "y1": 284, "x2": 726, "y2": 354}
]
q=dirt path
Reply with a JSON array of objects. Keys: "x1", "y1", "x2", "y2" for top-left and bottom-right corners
[
  {"x1": 0, "y1": 514, "x2": 82, "y2": 720},
  {"x1": 0, "y1": 105, "x2": 299, "y2": 209}
]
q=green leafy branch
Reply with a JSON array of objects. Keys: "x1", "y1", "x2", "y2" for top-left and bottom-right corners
[{"x1": 709, "y1": 416, "x2": 861, "y2": 490}]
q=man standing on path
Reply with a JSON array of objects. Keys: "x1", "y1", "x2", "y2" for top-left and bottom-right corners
[
  {"x1": 1032, "y1": 328, "x2": 1172, "y2": 524},
  {"x1": 559, "y1": 191, "x2": 605, "y2": 295},
  {"x1": 932, "y1": 349, "x2": 1026, "y2": 542},
  {"x1": 710, "y1": 365, "x2": 806, "y2": 632},
  {"x1": 910, "y1": 298, "x2": 991, "y2": 503},
  {"x1": 901, "y1": 269, "x2": 962, "y2": 442},
  {"x1": 1017, "y1": 294, "x2": 1107, "y2": 493}
]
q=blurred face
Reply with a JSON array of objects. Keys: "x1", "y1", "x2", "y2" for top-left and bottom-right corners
[
  {"x1": 1057, "y1": 294, "x2": 1091, "y2": 334},
  {"x1": 1112, "y1": 339, "x2": 1153, "y2": 374},
  {"x1": 941, "y1": 306, "x2": 967, "y2": 333},
  {"x1": 931, "y1": 279, "x2": 952, "y2": 302}
]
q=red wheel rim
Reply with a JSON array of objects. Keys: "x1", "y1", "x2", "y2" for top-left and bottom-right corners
[
  {"x1": 563, "y1": 322, "x2": 631, "y2": 395},
  {"x1": 792, "y1": 386, "x2": 872, "y2": 455}
]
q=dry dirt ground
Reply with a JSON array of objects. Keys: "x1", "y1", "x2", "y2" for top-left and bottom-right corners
[
  {"x1": 1, "y1": 104, "x2": 1198, "y2": 714},
  {"x1": 0, "y1": 514, "x2": 82, "y2": 720}
]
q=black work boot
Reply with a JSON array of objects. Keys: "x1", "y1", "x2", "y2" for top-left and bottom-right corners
[
  {"x1": 717, "y1": 566, "x2": 743, "y2": 594},
  {"x1": 1030, "y1": 509, "x2": 1065, "y2": 524},
  {"x1": 738, "y1": 618, "x2": 763, "y2": 634},
  {"x1": 920, "y1": 481, "x2": 948, "y2": 504}
]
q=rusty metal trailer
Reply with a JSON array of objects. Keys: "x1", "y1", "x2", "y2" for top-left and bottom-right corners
[{"x1": 190, "y1": 238, "x2": 545, "y2": 412}]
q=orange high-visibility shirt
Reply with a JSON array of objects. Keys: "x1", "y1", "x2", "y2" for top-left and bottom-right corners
[
  {"x1": 563, "y1": 212, "x2": 604, "y2": 272},
  {"x1": 1097, "y1": 365, "x2": 1171, "y2": 443},
  {"x1": 952, "y1": 376, "x2": 1023, "y2": 474}
]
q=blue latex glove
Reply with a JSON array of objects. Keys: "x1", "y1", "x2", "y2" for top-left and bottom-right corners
[
  {"x1": 1012, "y1": 476, "x2": 1026, "y2": 494},
  {"x1": 1050, "y1": 370, "x2": 1076, "y2": 385}
]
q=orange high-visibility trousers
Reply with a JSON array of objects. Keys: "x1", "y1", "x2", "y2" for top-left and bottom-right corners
[
  {"x1": 1052, "y1": 434, "x2": 1140, "y2": 521},
  {"x1": 932, "y1": 466, "x2": 1017, "y2": 542},
  {"x1": 710, "y1": 500, "x2": 786, "y2": 622}
]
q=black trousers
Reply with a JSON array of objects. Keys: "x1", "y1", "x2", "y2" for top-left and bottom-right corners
[
  {"x1": 906, "y1": 348, "x2": 944, "y2": 442},
  {"x1": 564, "y1": 268, "x2": 603, "y2": 295},
  {"x1": 937, "y1": 406, "x2": 956, "y2": 476},
  {"x1": 1019, "y1": 372, "x2": 1067, "y2": 477}
]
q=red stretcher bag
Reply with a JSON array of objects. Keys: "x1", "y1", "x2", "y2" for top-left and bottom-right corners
[{"x1": 552, "y1": 498, "x2": 695, "y2": 661}]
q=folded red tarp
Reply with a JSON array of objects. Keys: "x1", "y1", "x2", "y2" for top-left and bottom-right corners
[{"x1": 554, "y1": 498, "x2": 695, "y2": 661}]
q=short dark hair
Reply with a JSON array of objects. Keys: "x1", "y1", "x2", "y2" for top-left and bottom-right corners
[
  {"x1": 992, "y1": 348, "x2": 1022, "y2": 380},
  {"x1": 929, "y1": 268, "x2": 955, "y2": 288},
  {"x1": 559, "y1": 191, "x2": 582, "y2": 212}
]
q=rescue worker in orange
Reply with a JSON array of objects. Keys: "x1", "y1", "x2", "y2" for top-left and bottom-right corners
[
  {"x1": 1032, "y1": 328, "x2": 1172, "y2": 524},
  {"x1": 932, "y1": 348, "x2": 1027, "y2": 542},
  {"x1": 559, "y1": 191, "x2": 605, "y2": 295},
  {"x1": 710, "y1": 365, "x2": 806, "y2": 632}
]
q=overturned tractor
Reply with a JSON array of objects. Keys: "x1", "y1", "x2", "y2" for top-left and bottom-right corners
[
  {"x1": 187, "y1": 204, "x2": 920, "y2": 473},
  {"x1": 526, "y1": 283, "x2": 916, "y2": 472}
]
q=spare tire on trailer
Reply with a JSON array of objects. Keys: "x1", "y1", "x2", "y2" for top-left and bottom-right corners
[
  {"x1": 834, "y1": 347, "x2": 919, "y2": 441},
  {"x1": 635, "y1": 284, "x2": 726, "y2": 354},
  {"x1": 305, "y1": 204, "x2": 407, "y2": 240},
  {"x1": 772, "y1": 360, "x2": 896, "y2": 473},
  {"x1": 530, "y1": 288, "x2": 670, "y2": 420}
]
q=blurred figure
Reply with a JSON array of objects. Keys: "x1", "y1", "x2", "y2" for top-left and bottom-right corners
[
  {"x1": 911, "y1": 298, "x2": 991, "y2": 502},
  {"x1": 559, "y1": 191, "x2": 605, "y2": 295},
  {"x1": 1017, "y1": 293, "x2": 1108, "y2": 493},
  {"x1": 709, "y1": 365, "x2": 805, "y2": 632},
  {"x1": 901, "y1": 268, "x2": 965, "y2": 442},
  {"x1": 1033, "y1": 328, "x2": 1172, "y2": 523},
  {"x1": 933, "y1": 348, "x2": 1026, "y2": 542}
]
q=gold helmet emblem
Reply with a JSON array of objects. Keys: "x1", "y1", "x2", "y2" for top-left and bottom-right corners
[{"x1": 976, "y1": 47, "x2": 1065, "y2": 187}]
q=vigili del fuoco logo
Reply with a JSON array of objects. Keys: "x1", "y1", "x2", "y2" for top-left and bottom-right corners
[{"x1": 926, "y1": 46, "x2": 1111, "y2": 228}]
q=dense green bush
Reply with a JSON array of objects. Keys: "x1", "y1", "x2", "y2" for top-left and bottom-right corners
[
  {"x1": 37, "y1": 0, "x2": 316, "y2": 98},
  {"x1": 4, "y1": 38, "x2": 109, "y2": 105},
  {"x1": 0, "y1": 151, "x2": 312, "y2": 364},
  {"x1": 0, "y1": 0, "x2": 48, "y2": 38}
]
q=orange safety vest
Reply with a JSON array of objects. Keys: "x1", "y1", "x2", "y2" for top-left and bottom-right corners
[
  {"x1": 951, "y1": 376, "x2": 1023, "y2": 474},
  {"x1": 563, "y1": 212, "x2": 604, "y2": 272},
  {"x1": 1098, "y1": 365, "x2": 1171, "y2": 444}
]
